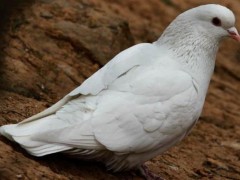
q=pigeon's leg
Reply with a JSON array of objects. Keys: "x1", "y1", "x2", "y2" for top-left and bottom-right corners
[{"x1": 137, "y1": 164, "x2": 164, "y2": 180}]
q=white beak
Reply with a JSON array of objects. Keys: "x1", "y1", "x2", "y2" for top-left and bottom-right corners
[{"x1": 227, "y1": 27, "x2": 240, "y2": 42}]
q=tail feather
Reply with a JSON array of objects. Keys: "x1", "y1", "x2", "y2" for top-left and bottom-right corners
[
  {"x1": 0, "y1": 124, "x2": 16, "y2": 141},
  {"x1": 21, "y1": 143, "x2": 72, "y2": 157},
  {"x1": 0, "y1": 115, "x2": 73, "y2": 156}
]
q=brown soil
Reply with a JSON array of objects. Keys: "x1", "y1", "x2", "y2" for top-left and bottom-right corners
[{"x1": 0, "y1": 0, "x2": 239, "y2": 179}]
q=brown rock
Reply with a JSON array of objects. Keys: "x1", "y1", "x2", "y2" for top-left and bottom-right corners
[{"x1": 0, "y1": 0, "x2": 240, "y2": 179}]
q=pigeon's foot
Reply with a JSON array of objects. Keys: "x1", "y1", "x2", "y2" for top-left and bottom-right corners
[{"x1": 137, "y1": 164, "x2": 164, "y2": 180}]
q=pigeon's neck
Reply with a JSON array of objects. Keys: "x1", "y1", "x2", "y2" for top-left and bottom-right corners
[{"x1": 154, "y1": 19, "x2": 220, "y2": 93}]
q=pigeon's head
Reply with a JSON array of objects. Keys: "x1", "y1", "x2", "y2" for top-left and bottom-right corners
[
  {"x1": 180, "y1": 4, "x2": 240, "y2": 42},
  {"x1": 156, "y1": 4, "x2": 239, "y2": 78}
]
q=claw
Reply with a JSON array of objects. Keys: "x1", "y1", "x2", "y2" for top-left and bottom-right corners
[{"x1": 138, "y1": 164, "x2": 165, "y2": 180}]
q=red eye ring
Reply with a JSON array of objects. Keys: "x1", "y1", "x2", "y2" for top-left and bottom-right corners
[{"x1": 212, "y1": 17, "x2": 221, "y2": 26}]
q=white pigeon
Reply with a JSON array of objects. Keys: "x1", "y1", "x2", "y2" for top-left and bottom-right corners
[{"x1": 1, "y1": 4, "x2": 239, "y2": 175}]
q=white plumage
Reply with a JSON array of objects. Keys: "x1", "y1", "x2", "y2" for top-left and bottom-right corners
[{"x1": 1, "y1": 4, "x2": 239, "y2": 172}]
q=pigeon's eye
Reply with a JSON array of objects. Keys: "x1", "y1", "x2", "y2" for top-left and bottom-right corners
[{"x1": 212, "y1": 17, "x2": 221, "y2": 26}]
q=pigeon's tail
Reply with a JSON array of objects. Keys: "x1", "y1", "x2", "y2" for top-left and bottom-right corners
[
  {"x1": 0, "y1": 115, "x2": 72, "y2": 156},
  {"x1": 0, "y1": 124, "x2": 16, "y2": 141}
]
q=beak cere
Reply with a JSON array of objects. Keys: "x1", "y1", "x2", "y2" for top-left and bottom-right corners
[{"x1": 227, "y1": 27, "x2": 240, "y2": 42}]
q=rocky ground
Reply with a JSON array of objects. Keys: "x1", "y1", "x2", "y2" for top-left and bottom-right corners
[{"x1": 0, "y1": 0, "x2": 239, "y2": 179}]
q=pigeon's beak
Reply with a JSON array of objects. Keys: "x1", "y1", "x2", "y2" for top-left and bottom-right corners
[{"x1": 227, "y1": 27, "x2": 240, "y2": 42}]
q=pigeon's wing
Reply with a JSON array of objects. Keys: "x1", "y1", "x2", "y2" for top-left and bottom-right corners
[
  {"x1": 32, "y1": 69, "x2": 198, "y2": 154},
  {"x1": 20, "y1": 43, "x2": 157, "y2": 124},
  {"x1": 92, "y1": 69, "x2": 199, "y2": 153}
]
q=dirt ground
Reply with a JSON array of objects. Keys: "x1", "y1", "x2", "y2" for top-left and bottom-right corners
[{"x1": 0, "y1": 0, "x2": 239, "y2": 179}]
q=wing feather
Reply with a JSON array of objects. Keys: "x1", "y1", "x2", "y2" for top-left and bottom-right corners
[
  {"x1": 92, "y1": 69, "x2": 197, "y2": 153},
  {"x1": 30, "y1": 69, "x2": 197, "y2": 154}
]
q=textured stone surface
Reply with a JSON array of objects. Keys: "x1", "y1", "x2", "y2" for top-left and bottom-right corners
[{"x1": 0, "y1": 0, "x2": 239, "y2": 179}]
